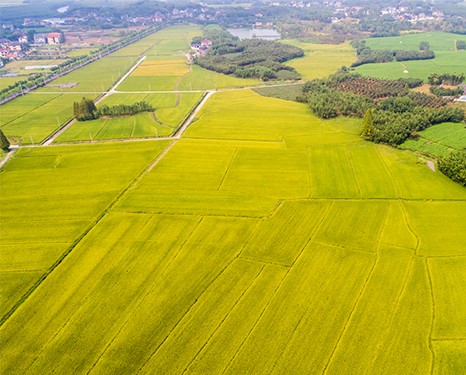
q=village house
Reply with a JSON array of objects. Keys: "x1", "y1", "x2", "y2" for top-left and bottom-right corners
[
  {"x1": 47, "y1": 32, "x2": 62, "y2": 45},
  {"x1": 0, "y1": 38, "x2": 24, "y2": 59},
  {"x1": 33, "y1": 33, "x2": 47, "y2": 44},
  {"x1": 18, "y1": 34, "x2": 28, "y2": 44}
]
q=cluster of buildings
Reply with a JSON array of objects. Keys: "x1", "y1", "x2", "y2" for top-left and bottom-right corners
[
  {"x1": 190, "y1": 38, "x2": 212, "y2": 56},
  {"x1": 0, "y1": 28, "x2": 63, "y2": 61},
  {"x1": 124, "y1": 8, "x2": 219, "y2": 25},
  {"x1": 0, "y1": 38, "x2": 25, "y2": 59},
  {"x1": 32, "y1": 32, "x2": 63, "y2": 45},
  {"x1": 379, "y1": 7, "x2": 445, "y2": 23}
]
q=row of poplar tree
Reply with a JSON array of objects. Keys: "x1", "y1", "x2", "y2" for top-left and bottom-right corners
[{"x1": 73, "y1": 97, "x2": 154, "y2": 121}]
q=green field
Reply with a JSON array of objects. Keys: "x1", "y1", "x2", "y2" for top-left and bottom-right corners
[
  {"x1": 118, "y1": 62, "x2": 262, "y2": 92},
  {"x1": 55, "y1": 92, "x2": 203, "y2": 142},
  {"x1": 0, "y1": 77, "x2": 25, "y2": 90},
  {"x1": 1, "y1": 59, "x2": 66, "y2": 75},
  {"x1": 65, "y1": 48, "x2": 98, "y2": 57},
  {"x1": 282, "y1": 40, "x2": 356, "y2": 79},
  {"x1": 363, "y1": 32, "x2": 459, "y2": 51},
  {"x1": 354, "y1": 32, "x2": 466, "y2": 81},
  {"x1": 111, "y1": 25, "x2": 202, "y2": 57},
  {"x1": 0, "y1": 141, "x2": 169, "y2": 319},
  {"x1": 177, "y1": 64, "x2": 261, "y2": 90},
  {"x1": 1, "y1": 27, "x2": 466, "y2": 374},
  {"x1": 0, "y1": 93, "x2": 83, "y2": 144},
  {"x1": 400, "y1": 122, "x2": 466, "y2": 157},
  {"x1": 37, "y1": 55, "x2": 138, "y2": 93}
]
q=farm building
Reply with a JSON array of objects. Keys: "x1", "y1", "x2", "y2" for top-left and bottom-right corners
[
  {"x1": 33, "y1": 33, "x2": 47, "y2": 44},
  {"x1": 47, "y1": 32, "x2": 62, "y2": 45}
]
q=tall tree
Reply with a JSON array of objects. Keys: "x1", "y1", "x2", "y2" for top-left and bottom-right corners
[
  {"x1": 361, "y1": 108, "x2": 375, "y2": 140},
  {"x1": 74, "y1": 97, "x2": 97, "y2": 121},
  {"x1": 0, "y1": 128, "x2": 10, "y2": 150},
  {"x1": 419, "y1": 41, "x2": 430, "y2": 50}
]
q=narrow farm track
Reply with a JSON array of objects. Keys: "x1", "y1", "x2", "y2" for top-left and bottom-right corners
[
  {"x1": 42, "y1": 56, "x2": 147, "y2": 146},
  {"x1": 0, "y1": 149, "x2": 16, "y2": 169},
  {"x1": 0, "y1": 87, "x2": 214, "y2": 325}
]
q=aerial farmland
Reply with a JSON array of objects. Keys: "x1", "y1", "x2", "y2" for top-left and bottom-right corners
[{"x1": 0, "y1": 16, "x2": 465, "y2": 375}]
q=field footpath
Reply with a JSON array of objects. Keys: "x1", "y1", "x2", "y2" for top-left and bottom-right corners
[
  {"x1": 41, "y1": 56, "x2": 147, "y2": 146},
  {"x1": 0, "y1": 149, "x2": 16, "y2": 169}
]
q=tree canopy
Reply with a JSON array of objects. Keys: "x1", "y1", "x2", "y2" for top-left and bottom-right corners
[
  {"x1": 194, "y1": 29, "x2": 303, "y2": 81},
  {"x1": 438, "y1": 151, "x2": 466, "y2": 186},
  {"x1": 73, "y1": 98, "x2": 154, "y2": 121},
  {"x1": 0, "y1": 128, "x2": 10, "y2": 150}
]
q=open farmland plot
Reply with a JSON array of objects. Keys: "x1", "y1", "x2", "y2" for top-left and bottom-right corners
[
  {"x1": 1, "y1": 94, "x2": 83, "y2": 144},
  {"x1": 0, "y1": 76, "x2": 28, "y2": 90},
  {"x1": 354, "y1": 32, "x2": 466, "y2": 81},
  {"x1": 143, "y1": 25, "x2": 202, "y2": 55},
  {"x1": 177, "y1": 64, "x2": 262, "y2": 90},
  {"x1": 118, "y1": 56, "x2": 190, "y2": 92},
  {"x1": 1, "y1": 83, "x2": 466, "y2": 373},
  {"x1": 0, "y1": 141, "x2": 169, "y2": 319},
  {"x1": 55, "y1": 92, "x2": 203, "y2": 142},
  {"x1": 363, "y1": 32, "x2": 459, "y2": 52},
  {"x1": 37, "y1": 55, "x2": 138, "y2": 93},
  {"x1": 110, "y1": 25, "x2": 202, "y2": 57},
  {"x1": 282, "y1": 40, "x2": 356, "y2": 79}
]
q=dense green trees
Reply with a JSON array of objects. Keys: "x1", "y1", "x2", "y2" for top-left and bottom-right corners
[
  {"x1": 419, "y1": 41, "x2": 430, "y2": 50},
  {"x1": 195, "y1": 29, "x2": 303, "y2": 81},
  {"x1": 438, "y1": 151, "x2": 466, "y2": 186},
  {"x1": 74, "y1": 97, "x2": 97, "y2": 121},
  {"x1": 96, "y1": 102, "x2": 154, "y2": 117},
  {"x1": 368, "y1": 106, "x2": 464, "y2": 145},
  {"x1": 307, "y1": 86, "x2": 372, "y2": 118},
  {"x1": 430, "y1": 85, "x2": 464, "y2": 97},
  {"x1": 302, "y1": 71, "x2": 465, "y2": 146},
  {"x1": 350, "y1": 40, "x2": 435, "y2": 67},
  {"x1": 73, "y1": 98, "x2": 153, "y2": 121},
  {"x1": 360, "y1": 109, "x2": 375, "y2": 140},
  {"x1": 456, "y1": 40, "x2": 466, "y2": 50},
  {"x1": 428, "y1": 73, "x2": 465, "y2": 85},
  {"x1": 0, "y1": 128, "x2": 10, "y2": 150}
]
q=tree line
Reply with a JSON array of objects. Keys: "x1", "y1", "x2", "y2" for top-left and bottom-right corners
[
  {"x1": 428, "y1": 73, "x2": 465, "y2": 86},
  {"x1": 350, "y1": 40, "x2": 435, "y2": 67},
  {"x1": 73, "y1": 97, "x2": 154, "y2": 121},
  {"x1": 438, "y1": 151, "x2": 466, "y2": 186}
]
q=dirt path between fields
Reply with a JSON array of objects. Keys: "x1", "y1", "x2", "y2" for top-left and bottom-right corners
[
  {"x1": 0, "y1": 149, "x2": 16, "y2": 169},
  {"x1": 41, "y1": 56, "x2": 147, "y2": 146}
]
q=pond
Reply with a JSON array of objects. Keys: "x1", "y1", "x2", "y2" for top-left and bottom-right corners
[{"x1": 227, "y1": 28, "x2": 281, "y2": 41}]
